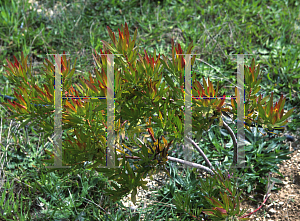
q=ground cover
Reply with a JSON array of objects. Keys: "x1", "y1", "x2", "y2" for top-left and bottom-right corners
[{"x1": 0, "y1": 0, "x2": 299, "y2": 220}]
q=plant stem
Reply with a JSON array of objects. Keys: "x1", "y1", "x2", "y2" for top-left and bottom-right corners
[
  {"x1": 184, "y1": 136, "x2": 215, "y2": 170},
  {"x1": 239, "y1": 193, "x2": 271, "y2": 219},
  {"x1": 222, "y1": 120, "x2": 238, "y2": 166},
  {"x1": 117, "y1": 155, "x2": 215, "y2": 175},
  {"x1": 167, "y1": 156, "x2": 215, "y2": 175}
]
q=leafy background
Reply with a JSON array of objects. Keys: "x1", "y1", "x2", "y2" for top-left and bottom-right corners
[{"x1": 0, "y1": 0, "x2": 299, "y2": 220}]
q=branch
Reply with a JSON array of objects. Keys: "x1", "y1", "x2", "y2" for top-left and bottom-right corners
[
  {"x1": 167, "y1": 156, "x2": 215, "y2": 176},
  {"x1": 117, "y1": 155, "x2": 215, "y2": 176},
  {"x1": 222, "y1": 120, "x2": 238, "y2": 165},
  {"x1": 184, "y1": 136, "x2": 214, "y2": 170},
  {"x1": 222, "y1": 120, "x2": 237, "y2": 150},
  {"x1": 239, "y1": 192, "x2": 271, "y2": 219},
  {"x1": 116, "y1": 120, "x2": 238, "y2": 179}
]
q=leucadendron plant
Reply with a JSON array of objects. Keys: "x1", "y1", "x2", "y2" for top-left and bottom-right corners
[{"x1": 2, "y1": 23, "x2": 295, "y2": 220}]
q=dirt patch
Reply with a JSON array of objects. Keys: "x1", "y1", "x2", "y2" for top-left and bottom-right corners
[{"x1": 239, "y1": 135, "x2": 300, "y2": 221}]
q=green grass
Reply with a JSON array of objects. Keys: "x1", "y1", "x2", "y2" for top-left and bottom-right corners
[{"x1": 0, "y1": 0, "x2": 300, "y2": 220}]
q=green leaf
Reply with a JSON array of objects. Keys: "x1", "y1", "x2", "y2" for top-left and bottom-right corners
[
  {"x1": 18, "y1": 117, "x2": 33, "y2": 129},
  {"x1": 257, "y1": 104, "x2": 267, "y2": 122},
  {"x1": 131, "y1": 188, "x2": 137, "y2": 205},
  {"x1": 247, "y1": 184, "x2": 252, "y2": 193},
  {"x1": 163, "y1": 73, "x2": 175, "y2": 90},
  {"x1": 292, "y1": 73, "x2": 300, "y2": 78},
  {"x1": 278, "y1": 108, "x2": 295, "y2": 123}
]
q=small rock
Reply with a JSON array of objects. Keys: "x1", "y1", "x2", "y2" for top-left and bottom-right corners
[
  {"x1": 285, "y1": 135, "x2": 295, "y2": 142},
  {"x1": 130, "y1": 205, "x2": 138, "y2": 212},
  {"x1": 269, "y1": 208, "x2": 276, "y2": 214}
]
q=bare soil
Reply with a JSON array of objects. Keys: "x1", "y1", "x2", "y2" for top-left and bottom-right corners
[{"x1": 239, "y1": 136, "x2": 300, "y2": 221}]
